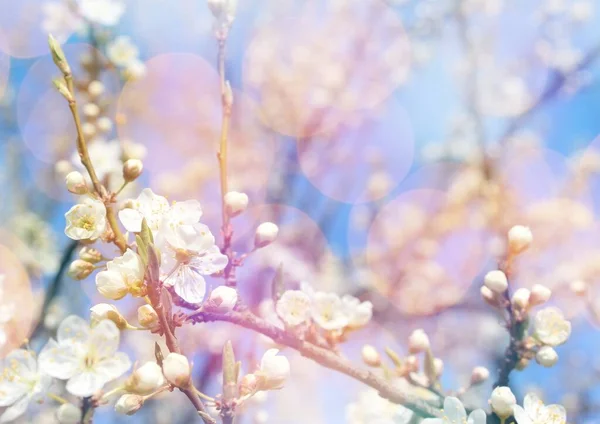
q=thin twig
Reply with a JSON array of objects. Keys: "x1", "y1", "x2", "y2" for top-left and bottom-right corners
[{"x1": 188, "y1": 308, "x2": 442, "y2": 418}]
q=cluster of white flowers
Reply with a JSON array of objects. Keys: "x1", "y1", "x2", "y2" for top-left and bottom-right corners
[
  {"x1": 490, "y1": 387, "x2": 566, "y2": 424},
  {"x1": 114, "y1": 188, "x2": 228, "y2": 304},
  {"x1": 274, "y1": 282, "x2": 372, "y2": 332},
  {"x1": 0, "y1": 314, "x2": 130, "y2": 422}
]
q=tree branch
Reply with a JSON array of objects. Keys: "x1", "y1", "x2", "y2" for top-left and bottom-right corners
[{"x1": 187, "y1": 308, "x2": 442, "y2": 418}]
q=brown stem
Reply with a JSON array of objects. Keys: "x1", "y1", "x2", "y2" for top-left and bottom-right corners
[{"x1": 188, "y1": 308, "x2": 442, "y2": 418}]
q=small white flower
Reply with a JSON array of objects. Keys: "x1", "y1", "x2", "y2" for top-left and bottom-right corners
[
  {"x1": 224, "y1": 191, "x2": 249, "y2": 217},
  {"x1": 158, "y1": 200, "x2": 204, "y2": 250},
  {"x1": 79, "y1": 0, "x2": 125, "y2": 26},
  {"x1": 533, "y1": 307, "x2": 571, "y2": 346},
  {"x1": 206, "y1": 286, "x2": 238, "y2": 311},
  {"x1": 65, "y1": 171, "x2": 87, "y2": 195},
  {"x1": 276, "y1": 290, "x2": 311, "y2": 327},
  {"x1": 507, "y1": 225, "x2": 533, "y2": 254},
  {"x1": 529, "y1": 284, "x2": 552, "y2": 306},
  {"x1": 159, "y1": 220, "x2": 227, "y2": 304},
  {"x1": 107, "y1": 36, "x2": 140, "y2": 68},
  {"x1": 513, "y1": 393, "x2": 566, "y2": 424},
  {"x1": 257, "y1": 349, "x2": 290, "y2": 391},
  {"x1": 38, "y1": 315, "x2": 131, "y2": 397},
  {"x1": 90, "y1": 303, "x2": 127, "y2": 329},
  {"x1": 490, "y1": 386, "x2": 517, "y2": 418},
  {"x1": 64, "y1": 197, "x2": 106, "y2": 240},
  {"x1": 311, "y1": 292, "x2": 348, "y2": 331},
  {"x1": 254, "y1": 222, "x2": 279, "y2": 248},
  {"x1": 118, "y1": 188, "x2": 171, "y2": 234},
  {"x1": 0, "y1": 349, "x2": 52, "y2": 423},
  {"x1": 341, "y1": 295, "x2": 373, "y2": 328},
  {"x1": 162, "y1": 353, "x2": 191, "y2": 388},
  {"x1": 422, "y1": 397, "x2": 486, "y2": 424},
  {"x1": 95, "y1": 249, "x2": 145, "y2": 300},
  {"x1": 124, "y1": 59, "x2": 147, "y2": 80}
]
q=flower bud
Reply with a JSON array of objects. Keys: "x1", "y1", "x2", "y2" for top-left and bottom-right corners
[
  {"x1": 507, "y1": 225, "x2": 533, "y2": 254},
  {"x1": 408, "y1": 329, "x2": 430, "y2": 353},
  {"x1": 79, "y1": 247, "x2": 103, "y2": 264},
  {"x1": 115, "y1": 394, "x2": 144, "y2": 415},
  {"x1": 511, "y1": 288, "x2": 531, "y2": 309},
  {"x1": 138, "y1": 304, "x2": 158, "y2": 328},
  {"x1": 87, "y1": 80, "x2": 105, "y2": 97},
  {"x1": 239, "y1": 373, "x2": 259, "y2": 397},
  {"x1": 470, "y1": 366, "x2": 489, "y2": 385},
  {"x1": 125, "y1": 361, "x2": 165, "y2": 395},
  {"x1": 224, "y1": 191, "x2": 248, "y2": 217},
  {"x1": 361, "y1": 345, "x2": 381, "y2": 367},
  {"x1": 48, "y1": 34, "x2": 71, "y2": 76},
  {"x1": 530, "y1": 284, "x2": 552, "y2": 306},
  {"x1": 484, "y1": 270, "x2": 508, "y2": 293},
  {"x1": 65, "y1": 171, "x2": 88, "y2": 195},
  {"x1": 123, "y1": 159, "x2": 143, "y2": 182},
  {"x1": 254, "y1": 222, "x2": 279, "y2": 248},
  {"x1": 162, "y1": 353, "x2": 191, "y2": 388},
  {"x1": 480, "y1": 286, "x2": 498, "y2": 307},
  {"x1": 56, "y1": 403, "x2": 82, "y2": 424},
  {"x1": 68, "y1": 259, "x2": 95, "y2": 281},
  {"x1": 206, "y1": 286, "x2": 238, "y2": 312},
  {"x1": 535, "y1": 346, "x2": 558, "y2": 368},
  {"x1": 90, "y1": 303, "x2": 128, "y2": 330},
  {"x1": 256, "y1": 349, "x2": 290, "y2": 391},
  {"x1": 489, "y1": 386, "x2": 516, "y2": 418}
]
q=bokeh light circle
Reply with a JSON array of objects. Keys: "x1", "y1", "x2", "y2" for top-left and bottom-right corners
[
  {"x1": 297, "y1": 96, "x2": 414, "y2": 204},
  {"x1": 366, "y1": 189, "x2": 490, "y2": 316},
  {"x1": 118, "y1": 53, "x2": 277, "y2": 225}
]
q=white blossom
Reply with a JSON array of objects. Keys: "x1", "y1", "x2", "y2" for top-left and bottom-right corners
[
  {"x1": 513, "y1": 393, "x2": 566, "y2": 424},
  {"x1": 125, "y1": 362, "x2": 165, "y2": 395},
  {"x1": 311, "y1": 292, "x2": 348, "y2": 331},
  {"x1": 55, "y1": 403, "x2": 82, "y2": 424},
  {"x1": 257, "y1": 349, "x2": 289, "y2": 391},
  {"x1": 79, "y1": 0, "x2": 125, "y2": 26},
  {"x1": 0, "y1": 349, "x2": 52, "y2": 422},
  {"x1": 536, "y1": 346, "x2": 558, "y2": 367},
  {"x1": 119, "y1": 188, "x2": 170, "y2": 234},
  {"x1": 533, "y1": 307, "x2": 571, "y2": 346},
  {"x1": 341, "y1": 295, "x2": 372, "y2": 328},
  {"x1": 95, "y1": 249, "x2": 145, "y2": 300},
  {"x1": 206, "y1": 286, "x2": 238, "y2": 311},
  {"x1": 39, "y1": 315, "x2": 131, "y2": 397},
  {"x1": 408, "y1": 329, "x2": 430, "y2": 353},
  {"x1": 484, "y1": 270, "x2": 508, "y2": 293},
  {"x1": 254, "y1": 222, "x2": 279, "y2": 248},
  {"x1": 115, "y1": 394, "x2": 144, "y2": 415},
  {"x1": 64, "y1": 198, "x2": 106, "y2": 240},
  {"x1": 107, "y1": 36, "x2": 140, "y2": 68},
  {"x1": 276, "y1": 290, "x2": 311, "y2": 327},
  {"x1": 422, "y1": 397, "x2": 486, "y2": 424}
]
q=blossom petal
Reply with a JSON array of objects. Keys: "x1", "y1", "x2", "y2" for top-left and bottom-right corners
[
  {"x1": 94, "y1": 352, "x2": 131, "y2": 382},
  {"x1": 0, "y1": 382, "x2": 26, "y2": 408},
  {"x1": 512, "y1": 405, "x2": 533, "y2": 424},
  {"x1": 468, "y1": 409, "x2": 487, "y2": 424},
  {"x1": 0, "y1": 395, "x2": 29, "y2": 423},
  {"x1": 66, "y1": 371, "x2": 105, "y2": 397},
  {"x1": 89, "y1": 320, "x2": 121, "y2": 358},
  {"x1": 118, "y1": 208, "x2": 144, "y2": 233},
  {"x1": 443, "y1": 397, "x2": 466, "y2": 422},
  {"x1": 189, "y1": 246, "x2": 228, "y2": 274},
  {"x1": 171, "y1": 268, "x2": 207, "y2": 304},
  {"x1": 544, "y1": 405, "x2": 567, "y2": 424},
  {"x1": 38, "y1": 339, "x2": 80, "y2": 380},
  {"x1": 95, "y1": 270, "x2": 128, "y2": 300},
  {"x1": 57, "y1": 315, "x2": 90, "y2": 346},
  {"x1": 524, "y1": 393, "x2": 544, "y2": 418}
]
